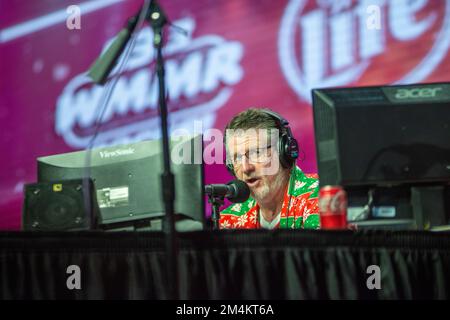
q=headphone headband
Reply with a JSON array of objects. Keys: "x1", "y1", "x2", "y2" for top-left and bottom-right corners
[{"x1": 260, "y1": 109, "x2": 289, "y2": 127}]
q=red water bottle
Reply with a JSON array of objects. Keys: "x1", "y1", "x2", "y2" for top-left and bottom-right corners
[{"x1": 319, "y1": 185, "x2": 348, "y2": 229}]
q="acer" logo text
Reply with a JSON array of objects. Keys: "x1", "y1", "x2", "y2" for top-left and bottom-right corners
[{"x1": 395, "y1": 87, "x2": 442, "y2": 99}]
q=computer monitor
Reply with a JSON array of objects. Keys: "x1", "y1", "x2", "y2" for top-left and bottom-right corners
[
  {"x1": 37, "y1": 134, "x2": 205, "y2": 231},
  {"x1": 312, "y1": 82, "x2": 450, "y2": 229}
]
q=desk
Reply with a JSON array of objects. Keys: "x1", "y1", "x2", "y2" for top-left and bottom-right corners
[{"x1": 1, "y1": 230, "x2": 449, "y2": 299}]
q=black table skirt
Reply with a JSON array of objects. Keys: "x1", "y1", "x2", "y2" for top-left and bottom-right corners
[{"x1": 1, "y1": 230, "x2": 450, "y2": 299}]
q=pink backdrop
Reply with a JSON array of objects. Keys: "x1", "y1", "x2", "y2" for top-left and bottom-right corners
[{"x1": 1, "y1": 0, "x2": 450, "y2": 229}]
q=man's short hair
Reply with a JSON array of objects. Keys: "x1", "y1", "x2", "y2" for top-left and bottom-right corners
[
  {"x1": 224, "y1": 108, "x2": 282, "y2": 156},
  {"x1": 225, "y1": 108, "x2": 279, "y2": 132}
]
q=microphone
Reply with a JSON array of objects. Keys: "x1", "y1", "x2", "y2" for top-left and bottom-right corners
[{"x1": 205, "y1": 180, "x2": 250, "y2": 203}]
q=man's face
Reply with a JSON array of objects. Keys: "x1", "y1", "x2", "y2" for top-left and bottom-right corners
[{"x1": 226, "y1": 129, "x2": 286, "y2": 202}]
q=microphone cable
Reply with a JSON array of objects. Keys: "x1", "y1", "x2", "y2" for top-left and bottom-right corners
[{"x1": 82, "y1": 0, "x2": 152, "y2": 229}]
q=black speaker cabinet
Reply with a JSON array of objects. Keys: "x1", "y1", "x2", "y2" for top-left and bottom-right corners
[{"x1": 22, "y1": 179, "x2": 99, "y2": 231}]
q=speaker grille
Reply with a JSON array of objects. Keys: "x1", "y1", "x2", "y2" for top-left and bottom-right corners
[{"x1": 23, "y1": 179, "x2": 97, "y2": 231}]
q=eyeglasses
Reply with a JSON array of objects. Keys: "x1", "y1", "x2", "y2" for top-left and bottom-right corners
[{"x1": 231, "y1": 146, "x2": 272, "y2": 165}]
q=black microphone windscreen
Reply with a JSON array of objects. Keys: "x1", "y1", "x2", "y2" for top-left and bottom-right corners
[{"x1": 227, "y1": 179, "x2": 250, "y2": 203}]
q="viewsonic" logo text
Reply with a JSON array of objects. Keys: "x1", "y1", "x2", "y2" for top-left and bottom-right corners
[{"x1": 99, "y1": 148, "x2": 135, "y2": 159}]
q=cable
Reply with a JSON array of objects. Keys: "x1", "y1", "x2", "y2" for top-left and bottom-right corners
[
  {"x1": 352, "y1": 188, "x2": 375, "y2": 222},
  {"x1": 81, "y1": 0, "x2": 152, "y2": 229}
]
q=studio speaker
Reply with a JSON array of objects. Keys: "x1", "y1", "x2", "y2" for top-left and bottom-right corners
[{"x1": 22, "y1": 179, "x2": 99, "y2": 231}]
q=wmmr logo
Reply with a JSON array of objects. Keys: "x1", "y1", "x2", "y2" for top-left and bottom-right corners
[{"x1": 56, "y1": 17, "x2": 244, "y2": 148}]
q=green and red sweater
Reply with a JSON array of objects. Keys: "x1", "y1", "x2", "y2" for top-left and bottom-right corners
[{"x1": 219, "y1": 166, "x2": 320, "y2": 229}]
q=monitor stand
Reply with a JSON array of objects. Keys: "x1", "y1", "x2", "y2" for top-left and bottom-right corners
[
  {"x1": 348, "y1": 184, "x2": 449, "y2": 230},
  {"x1": 411, "y1": 185, "x2": 447, "y2": 230}
]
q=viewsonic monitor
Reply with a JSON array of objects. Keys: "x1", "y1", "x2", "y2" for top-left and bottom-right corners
[
  {"x1": 37, "y1": 134, "x2": 205, "y2": 231},
  {"x1": 312, "y1": 82, "x2": 450, "y2": 229}
]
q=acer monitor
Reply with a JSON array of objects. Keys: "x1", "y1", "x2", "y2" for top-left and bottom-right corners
[
  {"x1": 312, "y1": 82, "x2": 450, "y2": 229},
  {"x1": 37, "y1": 135, "x2": 205, "y2": 231}
]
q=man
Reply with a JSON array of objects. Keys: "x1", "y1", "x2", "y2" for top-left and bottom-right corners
[{"x1": 220, "y1": 108, "x2": 320, "y2": 229}]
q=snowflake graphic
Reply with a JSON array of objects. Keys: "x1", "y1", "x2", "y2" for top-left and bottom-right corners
[
  {"x1": 232, "y1": 204, "x2": 242, "y2": 212},
  {"x1": 249, "y1": 212, "x2": 258, "y2": 224},
  {"x1": 295, "y1": 181, "x2": 306, "y2": 190},
  {"x1": 300, "y1": 199, "x2": 306, "y2": 207},
  {"x1": 289, "y1": 199, "x2": 296, "y2": 210},
  {"x1": 220, "y1": 220, "x2": 231, "y2": 229},
  {"x1": 309, "y1": 181, "x2": 319, "y2": 189},
  {"x1": 303, "y1": 208, "x2": 311, "y2": 218},
  {"x1": 236, "y1": 214, "x2": 248, "y2": 227}
]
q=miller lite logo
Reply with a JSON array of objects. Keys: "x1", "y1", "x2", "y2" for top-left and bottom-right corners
[
  {"x1": 55, "y1": 18, "x2": 244, "y2": 148},
  {"x1": 278, "y1": 0, "x2": 450, "y2": 102}
]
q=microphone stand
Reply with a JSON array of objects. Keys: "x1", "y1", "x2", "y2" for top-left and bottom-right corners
[
  {"x1": 87, "y1": 1, "x2": 179, "y2": 300},
  {"x1": 208, "y1": 195, "x2": 224, "y2": 230},
  {"x1": 150, "y1": 3, "x2": 178, "y2": 300}
]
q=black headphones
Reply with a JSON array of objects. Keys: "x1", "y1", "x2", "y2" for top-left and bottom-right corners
[{"x1": 226, "y1": 109, "x2": 300, "y2": 176}]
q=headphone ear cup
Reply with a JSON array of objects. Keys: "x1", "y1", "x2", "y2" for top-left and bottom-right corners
[
  {"x1": 279, "y1": 134, "x2": 299, "y2": 168},
  {"x1": 288, "y1": 137, "x2": 299, "y2": 161},
  {"x1": 278, "y1": 133, "x2": 290, "y2": 169}
]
